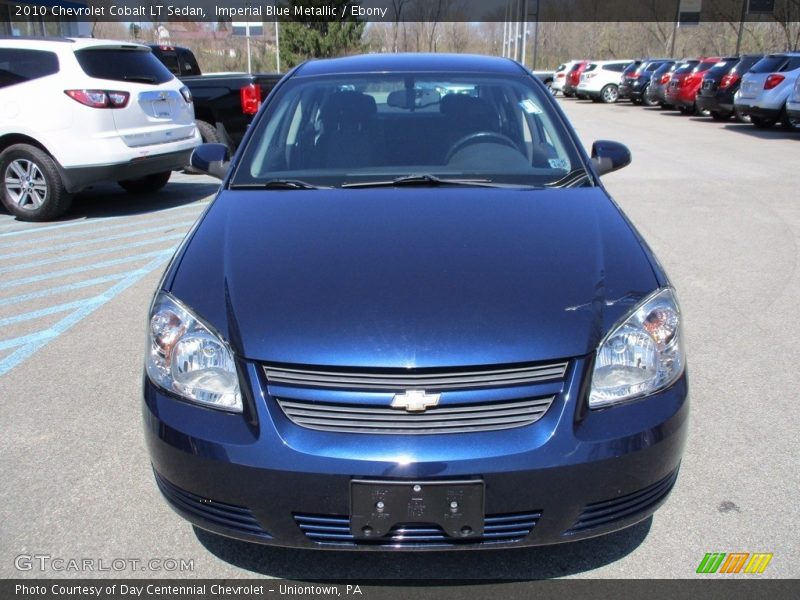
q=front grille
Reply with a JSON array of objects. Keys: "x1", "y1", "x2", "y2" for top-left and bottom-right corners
[
  {"x1": 276, "y1": 395, "x2": 555, "y2": 434},
  {"x1": 264, "y1": 361, "x2": 568, "y2": 391},
  {"x1": 563, "y1": 469, "x2": 679, "y2": 535},
  {"x1": 154, "y1": 471, "x2": 271, "y2": 539},
  {"x1": 294, "y1": 511, "x2": 541, "y2": 547}
]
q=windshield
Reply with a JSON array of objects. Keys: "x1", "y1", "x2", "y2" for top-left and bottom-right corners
[{"x1": 232, "y1": 72, "x2": 584, "y2": 188}]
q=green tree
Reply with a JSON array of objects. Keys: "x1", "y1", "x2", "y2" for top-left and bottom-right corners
[{"x1": 280, "y1": 0, "x2": 366, "y2": 68}]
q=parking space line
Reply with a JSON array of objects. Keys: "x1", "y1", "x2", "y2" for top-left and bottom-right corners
[
  {"x1": 0, "y1": 211, "x2": 203, "y2": 250},
  {"x1": 3, "y1": 249, "x2": 173, "y2": 289},
  {"x1": 0, "y1": 296, "x2": 107, "y2": 327},
  {"x1": 0, "y1": 220, "x2": 195, "y2": 261},
  {"x1": 0, "y1": 200, "x2": 210, "y2": 241},
  {"x1": 0, "y1": 272, "x2": 131, "y2": 307},
  {"x1": 0, "y1": 233, "x2": 186, "y2": 275},
  {"x1": 0, "y1": 253, "x2": 171, "y2": 376}
]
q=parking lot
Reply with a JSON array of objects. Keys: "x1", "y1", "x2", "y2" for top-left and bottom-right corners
[{"x1": 1, "y1": 97, "x2": 798, "y2": 580}]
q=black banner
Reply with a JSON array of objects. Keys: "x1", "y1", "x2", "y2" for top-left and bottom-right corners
[
  {"x1": 3, "y1": 579, "x2": 800, "y2": 600},
  {"x1": 6, "y1": 0, "x2": 800, "y2": 23}
]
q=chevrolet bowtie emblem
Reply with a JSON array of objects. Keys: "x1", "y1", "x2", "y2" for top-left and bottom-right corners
[{"x1": 391, "y1": 390, "x2": 440, "y2": 413}]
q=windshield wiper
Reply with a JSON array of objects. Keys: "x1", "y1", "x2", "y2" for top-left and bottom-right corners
[
  {"x1": 124, "y1": 75, "x2": 156, "y2": 83},
  {"x1": 341, "y1": 174, "x2": 503, "y2": 189},
  {"x1": 545, "y1": 168, "x2": 592, "y2": 188},
  {"x1": 230, "y1": 179, "x2": 323, "y2": 190}
]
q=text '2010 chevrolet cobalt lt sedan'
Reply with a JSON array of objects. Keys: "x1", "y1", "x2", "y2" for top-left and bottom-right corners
[{"x1": 143, "y1": 53, "x2": 688, "y2": 550}]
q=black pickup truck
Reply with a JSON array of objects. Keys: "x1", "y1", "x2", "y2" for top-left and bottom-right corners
[{"x1": 148, "y1": 45, "x2": 282, "y2": 151}]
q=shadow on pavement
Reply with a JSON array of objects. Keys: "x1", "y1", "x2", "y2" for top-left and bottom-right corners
[
  {"x1": 194, "y1": 517, "x2": 652, "y2": 580},
  {"x1": 68, "y1": 174, "x2": 219, "y2": 219},
  {"x1": 0, "y1": 173, "x2": 219, "y2": 222},
  {"x1": 722, "y1": 123, "x2": 800, "y2": 141}
]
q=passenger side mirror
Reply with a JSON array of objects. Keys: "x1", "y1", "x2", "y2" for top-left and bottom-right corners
[
  {"x1": 591, "y1": 140, "x2": 631, "y2": 176},
  {"x1": 190, "y1": 143, "x2": 230, "y2": 180}
]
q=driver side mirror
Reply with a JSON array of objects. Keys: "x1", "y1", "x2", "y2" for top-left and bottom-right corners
[
  {"x1": 190, "y1": 143, "x2": 230, "y2": 180},
  {"x1": 591, "y1": 140, "x2": 631, "y2": 176}
]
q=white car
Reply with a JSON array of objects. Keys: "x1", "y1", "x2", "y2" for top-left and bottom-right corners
[
  {"x1": 551, "y1": 61, "x2": 578, "y2": 95},
  {"x1": 0, "y1": 37, "x2": 201, "y2": 221},
  {"x1": 576, "y1": 60, "x2": 633, "y2": 103}
]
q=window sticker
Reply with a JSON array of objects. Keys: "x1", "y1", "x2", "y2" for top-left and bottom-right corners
[
  {"x1": 548, "y1": 158, "x2": 569, "y2": 170},
  {"x1": 519, "y1": 99, "x2": 543, "y2": 114}
]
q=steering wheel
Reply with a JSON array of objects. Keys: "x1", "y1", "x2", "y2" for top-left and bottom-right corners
[{"x1": 445, "y1": 131, "x2": 521, "y2": 163}]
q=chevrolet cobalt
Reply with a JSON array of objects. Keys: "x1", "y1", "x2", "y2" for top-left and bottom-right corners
[{"x1": 143, "y1": 54, "x2": 688, "y2": 549}]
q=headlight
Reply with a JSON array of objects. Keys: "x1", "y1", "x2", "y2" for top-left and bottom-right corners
[
  {"x1": 145, "y1": 292, "x2": 242, "y2": 412},
  {"x1": 589, "y1": 288, "x2": 685, "y2": 408}
]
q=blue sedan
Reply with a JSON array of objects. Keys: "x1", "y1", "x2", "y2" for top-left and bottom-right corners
[{"x1": 143, "y1": 53, "x2": 688, "y2": 549}]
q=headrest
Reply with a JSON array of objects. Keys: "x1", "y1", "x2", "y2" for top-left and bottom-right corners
[{"x1": 320, "y1": 91, "x2": 377, "y2": 125}]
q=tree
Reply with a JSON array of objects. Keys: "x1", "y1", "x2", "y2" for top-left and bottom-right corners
[{"x1": 280, "y1": 0, "x2": 366, "y2": 68}]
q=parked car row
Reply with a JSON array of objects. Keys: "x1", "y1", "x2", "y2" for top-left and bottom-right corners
[{"x1": 553, "y1": 53, "x2": 800, "y2": 132}]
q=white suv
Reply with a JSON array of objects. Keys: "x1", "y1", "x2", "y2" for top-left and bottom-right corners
[
  {"x1": 0, "y1": 37, "x2": 201, "y2": 221},
  {"x1": 734, "y1": 52, "x2": 800, "y2": 131},
  {"x1": 576, "y1": 60, "x2": 633, "y2": 103}
]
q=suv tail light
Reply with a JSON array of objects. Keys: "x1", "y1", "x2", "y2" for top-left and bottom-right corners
[
  {"x1": 65, "y1": 89, "x2": 130, "y2": 109},
  {"x1": 764, "y1": 74, "x2": 785, "y2": 90},
  {"x1": 179, "y1": 86, "x2": 192, "y2": 103},
  {"x1": 719, "y1": 73, "x2": 740, "y2": 89},
  {"x1": 660, "y1": 74, "x2": 671, "y2": 84},
  {"x1": 240, "y1": 83, "x2": 261, "y2": 116}
]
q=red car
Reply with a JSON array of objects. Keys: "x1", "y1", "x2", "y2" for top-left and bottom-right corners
[
  {"x1": 666, "y1": 57, "x2": 721, "y2": 114},
  {"x1": 563, "y1": 60, "x2": 588, "y2": 98}
]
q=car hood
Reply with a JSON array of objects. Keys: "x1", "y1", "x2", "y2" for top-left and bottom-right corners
[{"x1": 168, "y1": 187, "x2": 659, "y2": 368}]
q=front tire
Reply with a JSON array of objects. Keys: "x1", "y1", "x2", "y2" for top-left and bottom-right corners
[
  {"x1": 0, "y1": 144, "x2": 72, "y2": 221},
  {"x1": 600, "y1": 84, "x2": 619, "y2": 104},
  {"x1": 118, "y1": 171, "x2": 171, "y2": 194}
]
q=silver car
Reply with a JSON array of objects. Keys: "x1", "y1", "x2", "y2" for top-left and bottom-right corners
[
  {"x1": 734, "y1": 52, "x2": 800, "y2": 131},
  {"x1": 785, "y1": 76, "x2": 800, "y2": 127}
]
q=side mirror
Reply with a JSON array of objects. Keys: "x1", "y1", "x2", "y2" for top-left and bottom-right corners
[
  {"x1": 591, "y1": 140, "x2": 631, "y2": 176},
  {"x1": 190, "y1": 143, "x2": 230, "y2": 180}
]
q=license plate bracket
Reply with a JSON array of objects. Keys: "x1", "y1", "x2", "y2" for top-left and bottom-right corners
[{"x1": 350, "y1": 479, "x2": 484, "y2": 540}]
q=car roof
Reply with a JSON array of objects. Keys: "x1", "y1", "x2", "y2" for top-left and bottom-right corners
[
  {"x1": 293, "y1": 53, "x2": 527, "y2": 77},
  {"x1": 0, "y1": 36, "x2": 150, "y2": 51}
]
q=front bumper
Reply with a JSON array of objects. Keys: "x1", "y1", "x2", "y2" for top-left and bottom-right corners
[{"x1": 144, "y1": 357, "x2": 688, "y2": 550}]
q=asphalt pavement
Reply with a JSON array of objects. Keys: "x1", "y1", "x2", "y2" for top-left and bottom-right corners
[{"x1": 0, "y1": 98, "x2": 798, "y2": 580}]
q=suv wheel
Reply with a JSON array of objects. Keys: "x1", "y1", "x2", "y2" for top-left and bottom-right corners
[
  {"x1": 750, "y1": 116, "x2": 776, "y2": 129},
  {"x1": 0, "y1": 144, "x2": 72, "y2": 221},
  {"x1": 733, "y1": 107, "x2": 751, "y2": 124},
  {"x1": 642, "y1": 88, "x2": 659, "y2": 107},
  {"x1": 781, "y1": 108, "x2": 800, "y2": 132},
  {"x1": 118, "y1": 171, "x2": 172, "y2": 194},
  {"x1": 600, "y1": 84, "x2": 619, "y2": 104}
]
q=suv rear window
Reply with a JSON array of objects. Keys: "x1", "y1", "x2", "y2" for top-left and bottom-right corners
[
  {"x1": 749, "y1": 55, "x2": 789, "y2": 74},
  {"x1": 730, "y1": 56, "x2": 762, "y2": 74},
  {"x1": 75, "y1": 48, "x2": 173, "y2": 84},
  {"x1": 0, "y1": 49, "x2": 59, "y2": 88},
  {"x1": 674, "y1": 62, "x2": 699, "y2": 74}
]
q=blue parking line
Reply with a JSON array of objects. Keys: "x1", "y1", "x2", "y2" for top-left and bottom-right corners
[
  {"x1": 0, "y1": 272, "x2": 130, "y2": 307},
  {"x1": 0, "y1": 211, "x2": 202, "y2": 250},
  {"x1": 3, "y1": 249, "x2": 173, "y2": 289},
  {"x1": 0, "y1": 296, "x2": 106, "y2": 327},
  {"x1": 0, "y1": 253, "x2": 171, "y2": 376},
  {"x1": 0, "y1": 200, "x2": 209, "y2": 242},
  {"x1": 0, "y1": 220, "x2": 195, "y2": 261},
  {"x1": 0, "y1": 233, "x2": 186, "y2": 275}
]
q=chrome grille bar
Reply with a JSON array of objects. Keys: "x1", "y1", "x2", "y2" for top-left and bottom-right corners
[
  {"x1": 276, "y1": 396, "x2": 555, "y2": 435},
  {"x1": 265, "y1": 361, "x2": 568, "y2": 391}
]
